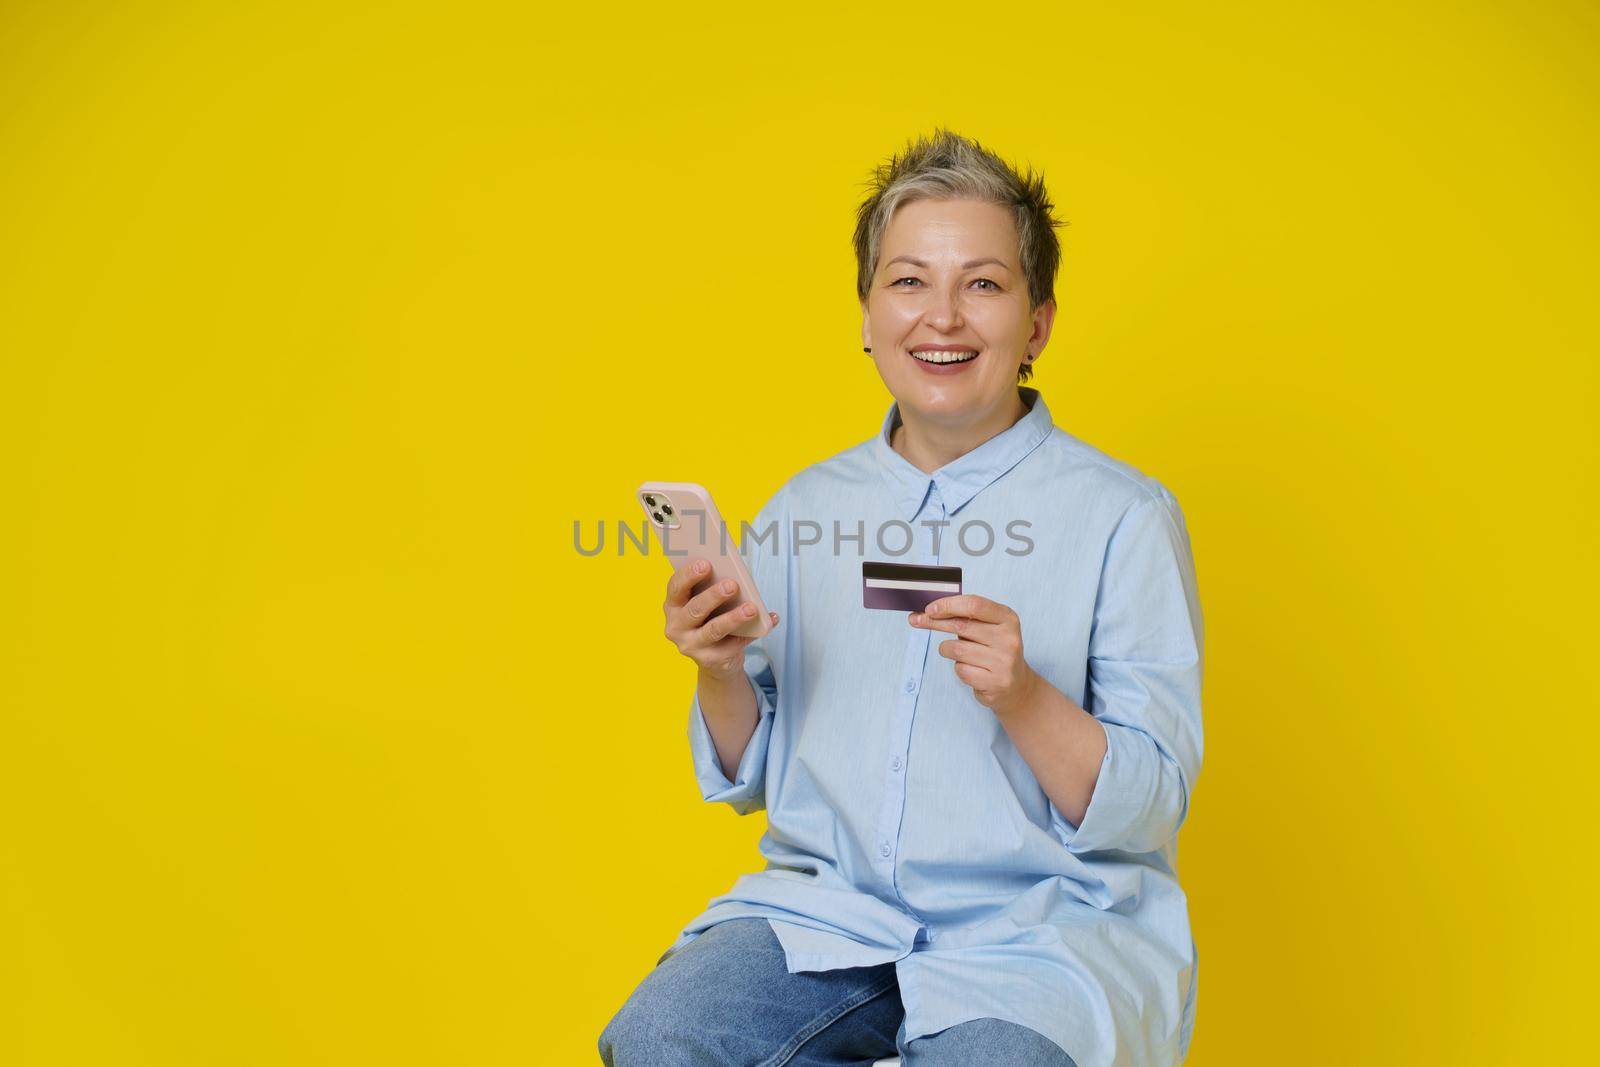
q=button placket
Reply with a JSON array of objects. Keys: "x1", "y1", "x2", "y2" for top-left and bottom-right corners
[{"x1": 874, "y1": 481, "x2": 945, "y2": 911}]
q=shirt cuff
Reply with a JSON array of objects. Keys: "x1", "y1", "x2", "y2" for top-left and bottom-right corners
[
  {"x1": 688, "y1": 673, "x2": 776, "y2": 815},
  {"x1": 1049, "y1": 718, "x2": 1181, "y2": 855}
]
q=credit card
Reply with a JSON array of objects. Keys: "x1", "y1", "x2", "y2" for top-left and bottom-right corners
[{"x1": 862, "y1": 561, "x2": 963, "y2": 612}]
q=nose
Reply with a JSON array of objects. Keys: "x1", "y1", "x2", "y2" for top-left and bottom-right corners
[{"x1": 926, "y1": 281, "x2": 964, "y2": 331}]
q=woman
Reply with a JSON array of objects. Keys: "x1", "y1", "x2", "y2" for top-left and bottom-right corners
[{"x1": 601, "y1": 129, "x2": 1205, "y2": 1067}]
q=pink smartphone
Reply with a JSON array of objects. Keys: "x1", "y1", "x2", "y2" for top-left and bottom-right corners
[{"x1": 637, "y1": 481, "x2": 773, "y2": 640}]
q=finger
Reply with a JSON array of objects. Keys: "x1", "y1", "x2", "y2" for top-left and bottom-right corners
[
  {"x1": 924, "y1": 594, "x2": 1012, "y2": 624},
  {"x1": 909, "y1": 613, "x2": 1006, "y2": 643},
  {"x1": 696, "y1": 632, "x2": 755, "y2": 673},
  {"x1": 952, "y1": 661, "x2": 995, "y2": 687},
  {"x1": 682, "y1": 576, "x2": 740, "y2": 625},
  {"x1": 936, "y1": 636, "x2": 1001, "y2": 669},
  {"x1": 698, "y1": 600, "x2": 762, "y2": 644},
  {"x1": 665, "y1": 559, "x2": 713, "y2": 607}
]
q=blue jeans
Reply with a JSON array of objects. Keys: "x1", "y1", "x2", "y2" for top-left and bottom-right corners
[{"x1": 599, "y1": 917, "x2": 1078, "y2": 1066}]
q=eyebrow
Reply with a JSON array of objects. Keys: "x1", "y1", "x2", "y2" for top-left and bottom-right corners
[{"x1": 885, "y1": 255, "x2": 1011, "y2": 271}]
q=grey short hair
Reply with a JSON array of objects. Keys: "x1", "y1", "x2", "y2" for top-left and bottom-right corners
[{"x1": 853, "y1": 128, "x2": 1065, "y2": 384}]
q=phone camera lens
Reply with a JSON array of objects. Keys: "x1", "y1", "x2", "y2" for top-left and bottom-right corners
[
  {"x1": 652, "y1": 511, "x2": 664, "y2": 524},
  {"x1": 662, "y1": 504, "x2": 673, "y2": 515},
  {"x1": 644, "y1": 494, "x2": 657, "y2": 507}
]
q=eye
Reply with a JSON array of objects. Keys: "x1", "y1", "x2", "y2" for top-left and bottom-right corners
[
  {"x1": 891, "y1": 276, "x2": 923, "y2": 287},
  {"x1": 972, "y1": 278, "x2": 999, "y2": 291}
]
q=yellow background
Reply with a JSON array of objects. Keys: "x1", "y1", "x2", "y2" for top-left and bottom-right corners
[{"x1": 4, "y1": 2, "x2": 1595, "y2": 1064}]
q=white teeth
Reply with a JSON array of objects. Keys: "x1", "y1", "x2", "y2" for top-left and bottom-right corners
[{"x1": 911, "y1": 349, "x2": 978, "y2": 364}]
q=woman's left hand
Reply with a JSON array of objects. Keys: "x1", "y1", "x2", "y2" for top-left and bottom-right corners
[{"x1": 910, "y1": 595, "x2": 1039, "y2": 718}]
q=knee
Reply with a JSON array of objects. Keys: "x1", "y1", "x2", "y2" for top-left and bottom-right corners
[
  {"x1": 598, "y1": 920, "x2": 776, "y2": 1065},
  {"x1": 596, "y1": 1000, "x2": 642, "y2": 1067},
  {"x1": 597, "y1": 985, "x2": 695, "y2": 1067},
  {"x1": 908, "y1": 1017, "x2": 1077, "y2": 1067}
]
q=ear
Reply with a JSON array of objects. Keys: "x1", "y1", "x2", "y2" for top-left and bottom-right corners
[
  {"x1": 860, "y1": 301, "x2": 872, "y2": 351},
  {"x1": 1027, "y1": 298, "x2": 1057, "y2": 363}
]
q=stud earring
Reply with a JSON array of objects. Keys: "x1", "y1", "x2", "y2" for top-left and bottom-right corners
[{"x1": 863, "y1": 346, "x2": 872, "y2": 353}]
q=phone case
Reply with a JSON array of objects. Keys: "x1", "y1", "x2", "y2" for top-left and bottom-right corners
[{"x1": 637, "y1": 481, "x2": 773, "y2": 640}]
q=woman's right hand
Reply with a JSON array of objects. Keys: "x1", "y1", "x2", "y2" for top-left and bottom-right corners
[{"x1": 663, "y1": 558, "x2": 780, "y2": 680}]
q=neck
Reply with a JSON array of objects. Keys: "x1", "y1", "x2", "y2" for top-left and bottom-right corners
[{"x1": 891, "y1": 389, "x2": 1031, "y2": 474}]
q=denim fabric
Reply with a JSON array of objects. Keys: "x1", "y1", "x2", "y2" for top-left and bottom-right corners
[{"x1": 599, "y1": 917, "x2": 1078, "y2": 1066}]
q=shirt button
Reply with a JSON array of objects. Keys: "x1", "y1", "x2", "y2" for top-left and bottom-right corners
[
  {"x1": 891, "y1": 756, "x2": 903, "y2": 771},
  {"x1": 903, "y1": 678, "x2": 917, "y2": 693},
  {"x1": 879, "y1": 843, "x2": 892, "y2": 858}
]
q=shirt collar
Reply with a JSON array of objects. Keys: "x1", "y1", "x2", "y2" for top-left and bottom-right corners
[{"x1": 871, "y1": 386, "x2": 1055, "y2": 520}]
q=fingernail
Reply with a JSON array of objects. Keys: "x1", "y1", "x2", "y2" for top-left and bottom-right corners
[
  {"x1": 695, "y1": 560, "x2": 708, "y2": 574},
  {"x1": 743, "y1": 603, "x2": 755, "y2": 616},
  {"x1": 722, "y1": 579, "x2": 735, "y2": 593},
  {"x1": 909, "y1": 613, "x2": 923, "y2": 625}
]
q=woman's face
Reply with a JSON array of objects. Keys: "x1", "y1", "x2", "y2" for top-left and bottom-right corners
[{"x1": 862, "y1": 197, "x2": 1055, "y2": 426}]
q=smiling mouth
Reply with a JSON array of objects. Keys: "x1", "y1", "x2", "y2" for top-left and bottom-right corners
[{"x1": 910, "y1": 349, "x2": 979, "y2": 365}]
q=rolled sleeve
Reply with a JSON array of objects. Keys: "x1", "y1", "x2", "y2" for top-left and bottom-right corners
[
  {"x1": 683, "y1": 485, "x2": 787, "y2": 816},
  {"x1": 1051, "y1": 486, "x2": 1205, "y2": 855},
  {"x1": 688, "y1": 651, "x2": 778, "y2": 815}
]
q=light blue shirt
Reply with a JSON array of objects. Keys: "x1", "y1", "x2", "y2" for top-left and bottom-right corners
[{"x1": 666, "y1": 386, "x2": 1204, "y2": 1067}]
